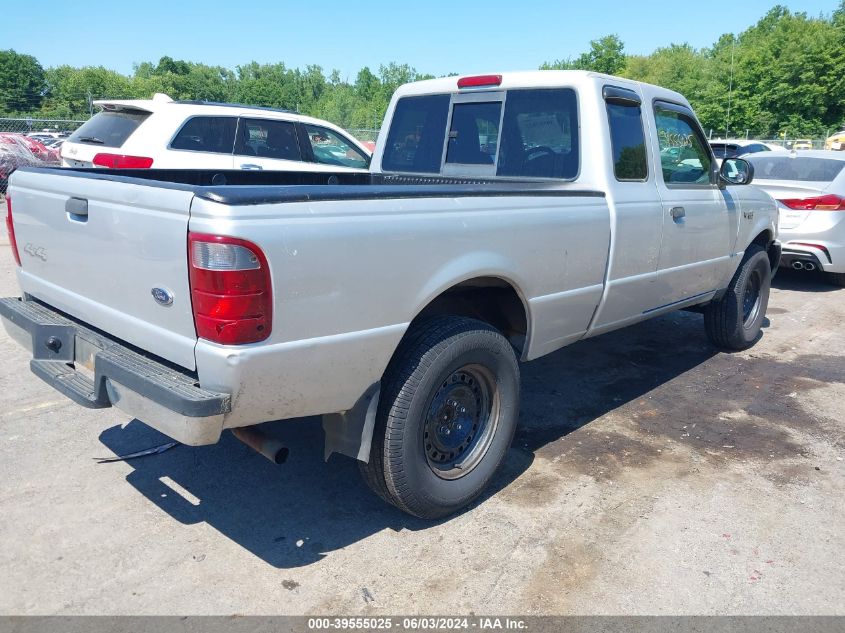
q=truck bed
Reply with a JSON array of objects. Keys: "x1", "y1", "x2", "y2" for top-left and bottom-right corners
[{"x1": 32, "y1": 166, "x2": 605, "y2": 204}]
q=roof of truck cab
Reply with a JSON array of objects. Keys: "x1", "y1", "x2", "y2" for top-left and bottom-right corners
[{"x1": 392, "y1": 70, "x2": 690, "y2": 107}]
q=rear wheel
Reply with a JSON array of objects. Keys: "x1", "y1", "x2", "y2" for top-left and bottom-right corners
[
  {"x1": 359, "y1": 316, "x2": 520, "y2": 518},
  {"x1": 704, "y1": 245, "x2": 771, "y2": 350},
  {"x1": 826, "y1": 272, "x2": 845, "y2": 287}
]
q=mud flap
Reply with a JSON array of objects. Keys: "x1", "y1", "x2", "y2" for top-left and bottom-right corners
[{"x1": 322, "y1": 383, "x2": 380, "y2": 463}]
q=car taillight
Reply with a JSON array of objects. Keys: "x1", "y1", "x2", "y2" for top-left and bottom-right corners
[
  {"x1": 188, "y1": 233, "x2": 272, "y2": 345},
  {"x1": 92, "y1": 153, "x2": 154, "y2": 168},
  {"x1": 781, "y1": 194, "x2": 845, "y2": 210},
  {"x1": 5, "y1": 196, "x2": 21, "y2": 266}
]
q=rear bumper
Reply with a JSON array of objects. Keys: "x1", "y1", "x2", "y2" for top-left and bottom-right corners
[
  {"x1": 0, "y1": 296, "x2": 230, "y2": 445},
  {"x1": 779, "y1": 241, "x2": 843, "y2": 274}
]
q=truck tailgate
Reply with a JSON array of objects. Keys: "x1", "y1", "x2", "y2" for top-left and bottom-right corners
[{"x1": 8, "y1": 169, "x2": 198, "y2": 370}]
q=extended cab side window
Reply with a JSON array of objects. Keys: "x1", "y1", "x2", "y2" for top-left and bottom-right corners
[
  {"x1": 497, "y1": 88, "x2": 579, "y2": 179},
  {"x1": 235, "y1": 119, "x2": 301, "y2": 161},
  {"x1": 653, "y1": 105, "x2": 713, "y2": 185},
  {"x1": 382, "y1": 95, "x2": 450, "y2": 173},
  {"x1": 170, "y1": 116, "x2": 237, "y2": 154},
  {"x1": 605, "y1": 91, "x2": 647, "y2": 181}
]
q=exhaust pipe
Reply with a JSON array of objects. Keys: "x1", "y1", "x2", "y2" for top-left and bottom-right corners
[
  {"x1": 804, "y1": 261, "x2": 816, "y2": 271},
  {"x1": 792, "y1": 261, "x2": 805, "y2": 270},
  {"x1": 232, "y1": 426, "x2": 289, "y2": 464}
]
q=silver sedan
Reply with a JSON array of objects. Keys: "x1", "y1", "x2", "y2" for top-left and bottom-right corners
[{"x1": 747, "y1": 150, "x2": 845, "y2": 286}]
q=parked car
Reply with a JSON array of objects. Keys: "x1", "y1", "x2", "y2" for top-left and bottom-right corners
[
  {"x1": 60, "y1": 93, "x2": 371, "y2": 172},
  {"x1": 824, "y1": 130, "x2": 845, "y2": 151},
  {"x1": 747, "y1": 150, "x2": 845, "y2": 286},
  {"x1": 3, "y1": 71, "x2": 778, "y2": 518},
  {"x1": 791, "y1": 139, "x2": 813, "y2": 150},
  {"x1": 710, "y1": 139, "x2": 786, "y2": 161},
  {"x1": 0, "y1": 136, "x2": 57, "y2": 194},
  {"x1": 0, "y1": 133, "x2": 60, "y2": 164}
]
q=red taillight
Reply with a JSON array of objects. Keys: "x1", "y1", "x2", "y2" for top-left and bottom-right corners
[
  {"x1": 5, "y1": 196, "x2": 21, "y2": 267},
  {"x1": 92, "y1": 153, "x2": 154, "y2": 169},
  {"x1": 781, "y1": 194, "x2": 845, "y2": 210},
  {"x1": 457, "y1": 74, "x2": 502, "y2": 89},
  {"x1": 188, "y1": 233, "x2": 272, "y2": 345}
]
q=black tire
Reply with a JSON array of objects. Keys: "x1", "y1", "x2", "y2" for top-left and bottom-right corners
[
  {"x1": 826, "y1": 272, "x2": 845, "y2": 287},
  {"x1": 359, "y1": 316, "x2": 520, "y2": 518},
  {"x1": 704, "y1": 244, "x2": 771, "y2": 350}
]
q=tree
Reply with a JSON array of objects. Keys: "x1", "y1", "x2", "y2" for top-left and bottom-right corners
[
  {"x1": 40, "y1": 65, "x2": 133, "y2": 117},
  {"x1": 541, "y1": 35, "x2": 626, "y2": 75},
  {"x1": 0, "y1": 50, "x2": 46, "y2": 113}
]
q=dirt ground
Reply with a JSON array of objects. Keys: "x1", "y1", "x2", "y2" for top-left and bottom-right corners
[{"x1": 0, "y1": 245, "x2": 842, "y2": 615}]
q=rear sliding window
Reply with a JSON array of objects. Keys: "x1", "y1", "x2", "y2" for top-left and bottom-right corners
[
  {"x1": 382, "y1": 94, "x2": 450, "y2": 173},
  {"x1": 748, "y1": 156, "x2": 845, "y2": 182},
  {"x1": 497, "y1": 89, "x2": 579, "y2": 179},
  {"x1": 67, "y1": 110, "x2": 150, "y2": 148},
  {"x1": 382, "y1": 89, "x2": 578, "y2": 179},
  {"x1": 171, "y1": 116, "x2": 238, "y2": 154}
]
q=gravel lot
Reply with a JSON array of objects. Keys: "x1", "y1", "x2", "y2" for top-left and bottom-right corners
[{"x1": 0, "y1": 244, "x2": 842, "y2": 615}]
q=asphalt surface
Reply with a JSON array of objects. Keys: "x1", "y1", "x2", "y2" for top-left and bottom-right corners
[{"x1": 0, "y1": 246, "x2": 842, "y2": 615}]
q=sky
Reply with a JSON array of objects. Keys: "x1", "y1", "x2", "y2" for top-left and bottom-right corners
[{"x1": 4, "y1": 0, "x2": 842, "y2": 79}]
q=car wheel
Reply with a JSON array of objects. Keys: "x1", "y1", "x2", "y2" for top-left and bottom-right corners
[
  {"x1": 704, "y1": 245, "x2": 771, "y2": 350},
  {"x1": 360, "y1": 316, "x2": 520, "y2": 518}
]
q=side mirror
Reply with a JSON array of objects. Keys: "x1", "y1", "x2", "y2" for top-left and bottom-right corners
[{"x1": 719, "y1": 157, "x2": 754, "y2": 185}]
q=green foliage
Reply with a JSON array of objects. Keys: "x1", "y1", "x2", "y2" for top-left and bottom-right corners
[
  {"x1": 0, "y1": 50, "x2": 46, "y2": 114},
  {"x1": 541, "y1": 35, "x2": 626, "y2": 75},
  {"x1": 543, "y1": 6, "x2": 845, "y2": 138},
  {"x1": 2, "y1": 4, "x2": 844, "y2": 140}
]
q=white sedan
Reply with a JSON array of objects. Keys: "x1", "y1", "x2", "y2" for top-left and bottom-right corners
[{"x1": 747, "y1": 150, "x2": 845, "y2": 286}]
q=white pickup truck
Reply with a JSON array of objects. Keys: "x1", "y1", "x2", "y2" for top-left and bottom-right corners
[{"x1": 2, "y1": 71, "x2": 779, "y2": 518}]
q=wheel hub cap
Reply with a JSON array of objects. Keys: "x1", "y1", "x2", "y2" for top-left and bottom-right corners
[{"x1": 424, "y1": 366, "x2": 497, "y2": 479}]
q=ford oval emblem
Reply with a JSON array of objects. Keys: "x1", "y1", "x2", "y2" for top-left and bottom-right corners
[{"x1": 151, "y1": 287, "x2": 174, "y2": 306}]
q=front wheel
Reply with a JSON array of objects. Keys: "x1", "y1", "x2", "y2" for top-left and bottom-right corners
[
  {"x1": 360, "y1": 316, "x2": 520, "y2": 518},
  {"x1": 704, "y1": 245, "x2": 771, "y2": 350}
]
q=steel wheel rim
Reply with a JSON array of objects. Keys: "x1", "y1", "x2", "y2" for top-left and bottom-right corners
[
  {"x1": 423, "y1": 364, "x2": 499, "y2": 480},
  {"x1": 743, "y1": 268, "x2": 762, "y2": 326}
]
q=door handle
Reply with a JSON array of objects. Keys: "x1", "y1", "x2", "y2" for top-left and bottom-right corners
[
  {"x1": 670, "y1": 206, "x2": 686, "y2": 221},
  {"x1": 65, "y1": 197, "x2": 88, "y2": 222},
  {"x1": 240, "y1": 164, "x2": 263, "y2": 170}
]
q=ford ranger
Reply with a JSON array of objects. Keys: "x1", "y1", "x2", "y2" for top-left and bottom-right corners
[{"x1": 1, "y1": 71, "x2": 780, "y2": 518}]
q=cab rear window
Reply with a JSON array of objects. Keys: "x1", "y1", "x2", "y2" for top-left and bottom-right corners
[
  {"x1": 382, "y1": 95, "x2": 450, "y2": 173},
  {"x1": 497, "y1": 88, "x2": 579, "y2": 179},
  {"x1": 67, "y1": 110, "x2": 150, "y2": 148},
  {"x1": 381, "y1": 88, "x2": 579, "y2": 179}
]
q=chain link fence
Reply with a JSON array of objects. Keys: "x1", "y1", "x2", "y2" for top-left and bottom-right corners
[
  {"x1": 0, "y1": 119, "x2": 81, "y2": 196},
  {"x1": 756, "y1": 138, "x2": 828, "y2": 150},
  {"x1": 0, "y1": 118, "x2": 86, "y2": 135},
  {"x1": 347, "y1": 129, "x2": 380, "y2": 143}
]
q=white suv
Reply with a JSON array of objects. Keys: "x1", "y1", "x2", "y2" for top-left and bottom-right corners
[{"x1": 61, "y1": 93, "x2": 371, "y2": 172}]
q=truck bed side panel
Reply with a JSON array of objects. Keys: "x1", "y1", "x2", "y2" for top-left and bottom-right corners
[{"x1": 188, "y1": 192, "x2": 610, "y2": 425}]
